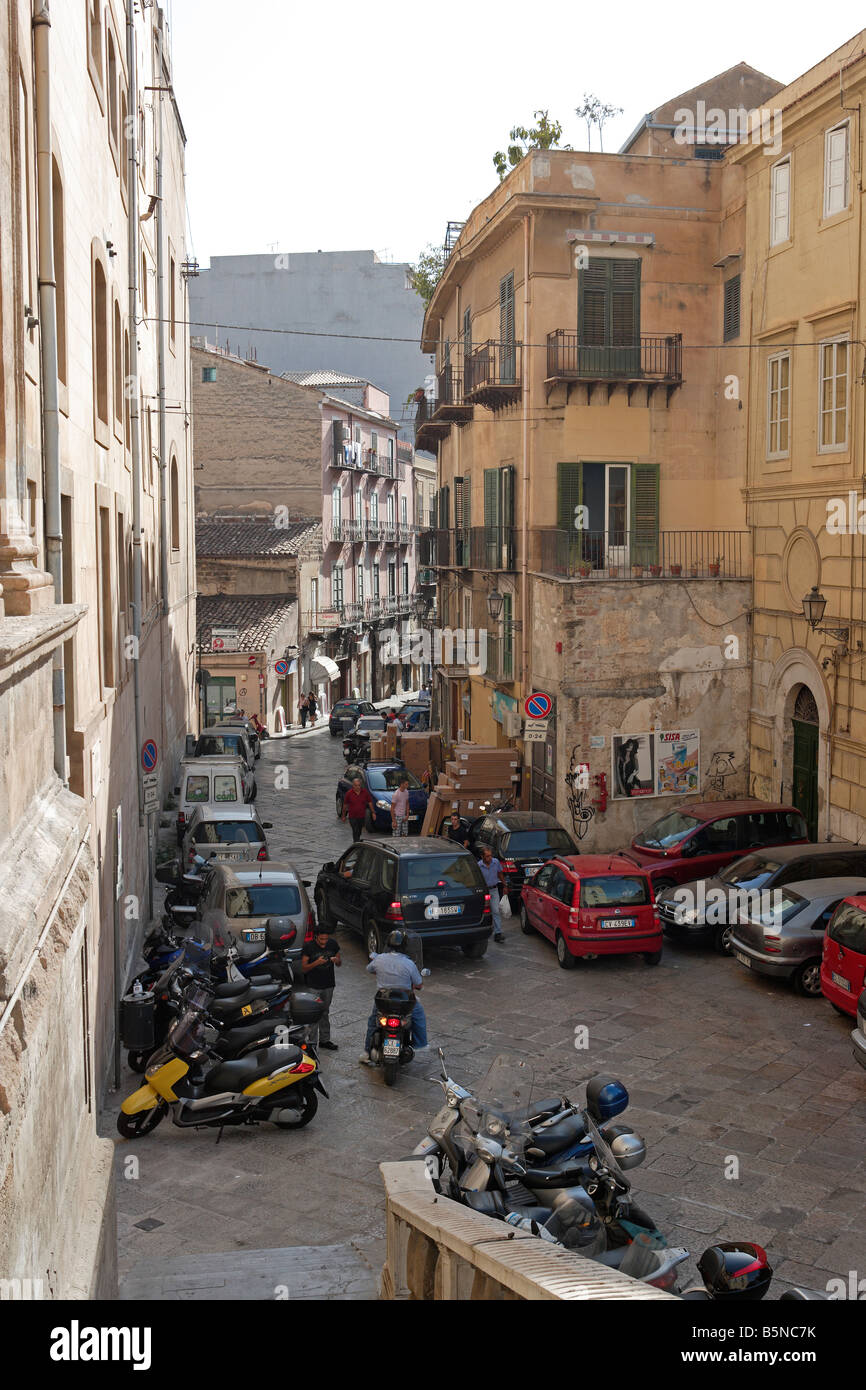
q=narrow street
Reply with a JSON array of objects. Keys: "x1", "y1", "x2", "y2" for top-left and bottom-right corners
[{"x1": 109, "y1": 729, "x2": 866, "y2": 1300}]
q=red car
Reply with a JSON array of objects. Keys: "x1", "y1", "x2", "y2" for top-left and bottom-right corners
[
  {"x1": 820, "y1": 893, "x2": 866, "y2": 1017},
  {"x1": 619, "y1": 800, "x2": 808, "y2": 895},
  {"x1": 520, "y1": 855, "x2": 662, "y2": 969}
]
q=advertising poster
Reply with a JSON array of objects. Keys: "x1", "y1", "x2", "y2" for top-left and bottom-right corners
[
  {"x1": 655, "y1": 729, "x2": 700, "y2": 797},
  {"x1": 611, "y1": 732, "x2": 655, "y2": 798}
]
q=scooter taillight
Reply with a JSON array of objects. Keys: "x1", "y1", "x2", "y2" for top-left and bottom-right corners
[
  {"x1": 386, "y1": 1017, "x2": 402, "y2": 1029},
  {"x1": 288, "y1": 1060, "x2": 316, "y2": 1075}
]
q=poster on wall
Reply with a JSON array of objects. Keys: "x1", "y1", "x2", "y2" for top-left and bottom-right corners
[
  {"x1": 611, "y1": 733, "x2": 656, "y2": 798},
  {"x1": 655, "y1": 729, "x2": 700, "y2": 797}
]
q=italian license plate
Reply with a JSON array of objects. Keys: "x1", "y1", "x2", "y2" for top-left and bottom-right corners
[
  {"x1": 383, "y1": 1038, "x2": 400, "y2": 1057},
  {"x1": 409, "y1": 815, "x2": 419, "y2": 821},
  {"x1": 601, "y1": 917, "x2": 635, "y2": 929},
  {"x1": 243, "y1": 929, "x2": 266, "y2": 943},
  {"x1": 832, "y1": 971, "x2": 851, "y2": 991},
  {"x1": 524, "y1": 864, "x2": 542, "y2": 876},
  {"x1": 735, "y1": 951, "x2": 751, "y2": 968},
  {"x1": 437, "y1": 904, "x2": 462, "y2": 916}
]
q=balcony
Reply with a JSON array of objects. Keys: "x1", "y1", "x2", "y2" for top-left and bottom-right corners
[
  {"x1": 343, "y1": 520, "x2": 364, "y2": 543},
  {"x1": 414, "y1": 393, "x2": 450, "y2": 452},
  {"x1": 381, "y1": 523, "x2": 398, "y2": 543},
  {"x1": 365, "y1": 597, "x2": 382, "y2": 621},
  {"x1": 397, "y1": 525, "x2": 412, "y2": 545},
  {"x1": 333, "y1": 442, "x2": 363, "y2": 470},
  {"x1": 383, "y1": 595, "x2": 399, "y2": 616},
  {"x1": 421, "y1": 526, "x2": 517, "y2": 571},
  {"x1": 397, "y1": 594, "x2": 411, "y2": 615},
  {"x1": 483, "y1": 633, "x2": 515, "y2": 684},
  {"x1": 545, "y1": 331, "x2": 683, "y2": 404},
  {"x1": 365, "y1": 520, "x2": 382, "y2": 543},
  {"x1": 528, "y1": 529, "x2": 751, "y2": 580},
  {"x1": 344, "y1": 601, "x2": 365, "y2": 624},
  {"x1": 464, "y1": 340, "x2": 522, "y2": 408},
  {"x1": 329, "y1": 519, "x2": 345, "y2": 543}
]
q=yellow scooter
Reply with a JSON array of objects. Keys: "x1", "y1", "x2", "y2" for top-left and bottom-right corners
[{"x1": 118, "y1": 986, "x2": 326, "y2": 1138}]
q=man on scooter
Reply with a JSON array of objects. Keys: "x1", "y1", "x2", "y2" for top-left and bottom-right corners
[{"x1": 359, "y1": 929, "x2": 427, "y2": 1065}]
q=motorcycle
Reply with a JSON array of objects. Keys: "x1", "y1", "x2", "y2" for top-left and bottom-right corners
[
  {"x1": 117, "y1": 984, "x2": 327, "y2": 1139},
  {"x1": 141, "y1": 911, "x2": 298, "y2": 987}
]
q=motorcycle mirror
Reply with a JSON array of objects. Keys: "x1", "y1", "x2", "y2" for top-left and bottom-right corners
[
  {"x1": 302, "y1": 879, "x2": 312, "y2": 887},
  {"x1": 262, "y1": 822, "x2": 273, "y2": 830}
]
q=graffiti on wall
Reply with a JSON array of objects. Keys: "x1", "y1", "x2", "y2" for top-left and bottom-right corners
[
  {"x1": 564, "y1": 746, "x2": 595, "y2": 839},
  {"x1": 704, "y1": 750, "x2": 738, "y2": 794}
]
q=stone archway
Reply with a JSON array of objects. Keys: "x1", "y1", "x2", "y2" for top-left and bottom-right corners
[{"x1": 767, "y1": 649, "x2": 830, "y2": 839}]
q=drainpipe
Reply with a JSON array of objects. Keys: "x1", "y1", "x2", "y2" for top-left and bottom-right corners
[
  {"x1": 521, "y1": 213, "x2": 531, "y2": 727},
  {"x1": 125, "y1": 0, "x2": 145, "y2": 834},
  {"x1": 33, "y1": 1, "x2": 67, "y2": 782},
  {"x1": 155, "y1": 21, "x2": 169, "y2": 613}
]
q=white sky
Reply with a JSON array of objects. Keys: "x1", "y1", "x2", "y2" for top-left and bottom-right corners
[{"x1": 169, "y1": 0, "x2": 866, "y2": 269}]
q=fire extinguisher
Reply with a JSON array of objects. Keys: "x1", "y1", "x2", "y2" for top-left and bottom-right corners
[{"x1": 592, "y1": 771, "x2": 608, "y2": 814}]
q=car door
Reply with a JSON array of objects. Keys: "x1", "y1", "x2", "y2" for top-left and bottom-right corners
[
  {"x1": 546, "y1": 867, "x2": 574, "y2": 940},
  {"x1": 686, "y1": 814, "x2": 742, "y2": 880},
  {"x1": 329, "y1": 844, "x2": 366, "y2": 926},
  {"x1": 343, "y1": 844, "x2": 379, "y2": 931},
  {"x1": 527, "y1": 863, "x2": 558, "y2": 941}
]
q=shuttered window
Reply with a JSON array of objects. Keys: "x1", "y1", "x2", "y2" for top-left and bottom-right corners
[
  {"x1": 630, "y1": 463, "x2": 660, "y2": 564},
  {"x1": 463, "y1": 306, "x2": 471, "y2": 362},
  {"x1": 499, "y1": 272, "x2": 515, "y2": 382},
  {"x1": 723, "y1": 275, "x2": 741, "y2": 342},
  {"x1": 824, "y1": 123, "x2": 849, "y2": 217},
  {"x1": 557, "y1": 462, "x2": 582, "y2": 531},
  {"x1": 332, "y1": 419, "x2": 344, "y2": 462},
  {"x1": 484, "y1": 466, "x2": 515, "y2": 567},
  {"x1": 578, "y1": 259, "x2": 640, "y2": 374},
  {"x1": 770, "y1": 158, "x2": 791, "y2": 246}
]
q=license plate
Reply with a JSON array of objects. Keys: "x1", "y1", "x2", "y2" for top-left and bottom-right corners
[
  {"x1": 600, "y1": 917, "x2": 635, "y2": 929},
  {"x1": 524, "y1": 864, "x2": 542, "y2": 876},
  {"x1": 383, "y1": 1038, "x2": 401, "y2": 1057},
  {"x1": 409, "y1": 815, "x2": 419, "y2": 821},
  {"x1": 221, "y1": 851, "x2": 243, "y2": 860},
  {"x1": 735, "y1": 951, "x2": 751, "y2": 968},
  {"x1": 437, "y1": 904, "x2": 462, "y2": 916},
  {"x1": 832, "y1": 971, "x2": 851, "y2": 991},
  {"x1": 243, "y1": 929, "x2": 266, "y2": 943}
]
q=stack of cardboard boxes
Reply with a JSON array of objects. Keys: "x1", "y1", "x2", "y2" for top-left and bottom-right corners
[
  {"x1": 368, "y1": 727, "x2": 444, "y2": 787},
  {"x1": 421, "y1": 744, "x2": 521, "y2": 837}
]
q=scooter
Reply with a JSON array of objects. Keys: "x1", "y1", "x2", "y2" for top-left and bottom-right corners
[
  {"x1": 368, "y1": 987, "x2": 415, "y2": 1087},
  {"x1": 117, "y1": 986, "x2": 327, "y2": 1139}
]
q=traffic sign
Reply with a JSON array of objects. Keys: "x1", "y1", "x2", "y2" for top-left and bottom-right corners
[
  {"x1": 524, "y1": 691, "x2": 553, "y2": 720},
  {"x1": 524, "y1": 724, "x2": 547, "y2": 744},
  {"x1": 140, "y1": 738, "x2": 158, "y2": 772},
  {"x1": 142, "y1": 772, "x2": 159, "y2": 814},
  {"x1": 274, "y1": 659, "x2": 289, "y2": 676}
]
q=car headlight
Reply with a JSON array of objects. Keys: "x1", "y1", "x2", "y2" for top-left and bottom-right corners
[{"x1": 376, "y1": 800, "x2": 390, "y2": 809}]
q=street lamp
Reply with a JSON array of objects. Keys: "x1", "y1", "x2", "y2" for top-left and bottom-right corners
[
  {"x1": 801, "y1": 586, "x2": 849, "y2": 648},
  {"x1": 487, "y1": 588, "x2": 504, "y2": 622}
]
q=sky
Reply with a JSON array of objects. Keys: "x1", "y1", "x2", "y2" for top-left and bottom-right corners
[{"x1": 168, "y1": 0, "x2": 866, "y2": 270}]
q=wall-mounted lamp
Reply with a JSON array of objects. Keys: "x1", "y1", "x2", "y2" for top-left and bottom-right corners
[{"x1": 801, "y1": 586, "x2": 849, "y2": 655}]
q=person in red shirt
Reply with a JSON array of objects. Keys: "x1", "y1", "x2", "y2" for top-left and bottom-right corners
[{"x1": 341, "y1": 775, "x2": 374, "y2": 841}]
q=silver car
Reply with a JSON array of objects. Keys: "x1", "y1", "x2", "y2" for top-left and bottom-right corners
[
  {"x1": 180, "y1": 804, "x2": 273, "y2": 868},
  {"x1": 852, "y1": 988, "x2": 866, "y2": 1071},
  {"x1": 729, "y1": 876, "x2": 866, "y2": 997},
  {"x1": 195, "y1": 860, "x2": 313, "y2": 962}
]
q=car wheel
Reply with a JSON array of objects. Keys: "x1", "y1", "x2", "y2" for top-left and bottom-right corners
[
  {"x1": 250, "y1": 781, "x2": 258, "y2": 802},
  {"x1": 366, "y1": 920, "x2": 384, "y2": 956},
  {"x1": 793, "y1": 958, "x2": 823, "y2": 997},
  {"x1": 462, "y1": 939, "x2": 488, "y2": 959},
  {"x1": 336, "y1": 794, "x2": 344, "y2": 819},
  {"x1": 644, "y1": 950, "x2": 663, "y2": 967},
  {"x1": 713, "y1": 923, "x2": 734, "y2": 955},
  {"x1": 556, "y1": 933, "x2": 577, "y2": 970},
  {"x1": 519, "y1": 904, "x2": 534, "y2": 936}
]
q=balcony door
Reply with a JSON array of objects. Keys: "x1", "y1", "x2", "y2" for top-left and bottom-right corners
[{"x1": 578, "y1": 258, "x2": 641, "y2": 377}]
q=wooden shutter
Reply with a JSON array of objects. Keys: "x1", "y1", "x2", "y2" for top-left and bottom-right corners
[
  {"x1": 630, "y1": 463, "x2": 660, "y2": 565},
  {"x1": 463, "y1": 306, "x2": 471, "y2": 361},
  {"x1": 579, "y1": 259, "x2": 641, "y2": 373},
  {"x1": 723, "y1": 276, "x2": 740, "y2": 342},
  {"x1": 579, "y1": 260, "x2": 609, "y2": 346},
  {"x1": 611, "y1": 261, "x2": 640, "y2": 346},
  {"x1": 557, "y1": 462, "x2": 582, "y2": 531},
  {"x1": 484, "y1": 469, "x2": 500, "y2": 528},
  {"x1": 332, "y1": 419, "x2": 344, "y2": 461},
  {"x1": 454, "y1": 476, "x2": 465, "y2": 529},
  {"x1": 499, "y1": 273, "x2": 515, "y2": 383}
]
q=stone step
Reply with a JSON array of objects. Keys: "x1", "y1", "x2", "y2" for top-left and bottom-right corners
[{"x1": 119, "y1": 1241, "x2": 380, "y2": 1301}]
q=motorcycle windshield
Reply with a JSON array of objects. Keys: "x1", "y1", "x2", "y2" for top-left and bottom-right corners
[
  {"x1": 582, "y1": 1109, "x2": 631, "y2": 1190},
  {"x1": 151, "y1": 945, "x2": 186, "y2": 994},
  {"x1": 543, "y1": 1189, "x2": 607, "y2": 1258},
  {"x1": 457, "y1": 1053, "x2": 535, "y2": 1161}
]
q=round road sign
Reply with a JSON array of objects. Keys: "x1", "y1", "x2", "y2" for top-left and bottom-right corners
[
  {"x1": 141, "y1": 738, "x2": 158, "y2": 772},
  {"x1": 274, "y1": 659, "x2": 289, "y2": 676},
  {"x1": 524, "y1": 691, "x2": 553, "y2": 720}
]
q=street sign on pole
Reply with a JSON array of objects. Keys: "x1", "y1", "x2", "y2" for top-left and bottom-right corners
[
  {"x1": 142, "y1": 772, "x2": 160, "y2": 814},
  {"x1": 524, "y1": 691, "x2": 553, "y2": 720},
  {"x1": 141, "y1": 738, "x2": 158, "y2": 772},
  {"x1": 212, "y1": 627, "x2": 238, "y2": 652},
  {"x1": 524, "y1": 724, "x2": 548, "y2": 744},
  {"x1": 274, "y1": 659, "x2": 289, "y2": 676}
]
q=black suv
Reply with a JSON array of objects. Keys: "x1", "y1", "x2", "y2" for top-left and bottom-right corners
[
  {"x1": 329, "y1": 699, "x2": 377, "y2": 736},
  {"x1": 658, "y1": 840, "x2": 866, "y2": 954},
  {"x1": 314, "y1": 838, "x2": 492, "y2": 958},
  {"x1": 469, "y1": 811, "x2": 578, "y2": 909}
]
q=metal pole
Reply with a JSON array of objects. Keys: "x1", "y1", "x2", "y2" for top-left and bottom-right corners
[{"x1": 155, "y1": 22, "x2": 169, "y2": 613}]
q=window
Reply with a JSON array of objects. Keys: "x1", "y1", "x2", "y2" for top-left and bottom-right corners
[
  {"x1": 113, "y1": 301, "x2": 122, "y2": 427},
  {"x1": 93, "y1": 256, "x2": 109, "y2": 428},
  {"x1": 824, "y1": 122, "x2": 849, "y2": 217},
  {"x1": 579, "y1": 876, "x2": 649, "y2": 908},
  {"x1": 117, "y1": 515, "x2": 128, "y2": 633},
  {"x1": 355, "y1": 486, "x2": 363, "y2": 521},
  {"x1": 578, "y1": 258, "x2": 641, "y2": 373},
  {"x1": 88, "y1": 2, "x2": 103, "y2": 93},
  {"x1": 371, "y1": 430, "x2": 378, "y2": 462},
  {"x1": 387, "y1": 492, "x2": 395, "y2": 526},
  {"x1": 19, "y1": 74, "x2": 33, "y2": 309},
  {"x1": 767, "y1": 353, "x2": 790, "y2": 458},
  {"x1": 695, "y1": 145, "x2": 725, "y2": 160},
  {"x1": 98, "y1": 505, "x2": 114, "y2": 687},
  {"x1": 170, "y1": 456, "x2": 180, "y2": 551},
  {"x1": 356, "y1": 562, "x2": 364, "y2": 602},
  {"x1": 370, "y1": 491, "x2": 378, "y2": 522},
  {"x1": 483, "y1": 465, "x2": 516, "y2": 567},
  {"x1": 463, "y1": 305, "x2": 472, "y2": 362},
  {"x1": 331, "y1": 485, "x2": 341, "y2": 527},
  {"x1": 310, "y1": 577, "x2": 318, "y2": 621},
  {"x1": 819, "y1": 338, "x2": 848, "y2": 451},
  {"x1": 723, "y1": 275, "x2": 740, "y2": 342},
  {"x1": 692, "y1": 816, "x2": 740, "y2": 854},
  {"x1": 119, "y1": 90, "x2": 128, "y2": 197},
  {"x1": 502, "y1": 592, "x2": 513, "y2": 679},
  {"x1": 52, "y1": 158, "x2": 67, "y2": 386},
  {"x1": 770, "y1": 157, "x2": 790, "y2": 246},
  {"x1": 169, "y1": 250, "x2": 176, "y2": 347},
  {"x1": 141, "y1": 251, "x2": 149, "y2": 320},
  {"x1": 388, "y1": 561, "x2": 396, "y2": 597},
  {"x1": 106, "y1": 29, "x2": 118, "y2": 155},
  {"x1": 123, "y1": 330, "x2": 131, "y2": 450},
  {"x1": 332, "y1": 564, "x2": 344, "y2": 608},
  {"x1": 372, "y1": 566, "x2": 380, "y2": 600},
  {"x1": 402, "y1": 561, "x2": 409, "y2": 595},
  {"x1": 202, "y1": 366, "x2": 217, "y2": 383},
  {"x1": 400, "y1": 495, "x2": 407, "y2": 526}
]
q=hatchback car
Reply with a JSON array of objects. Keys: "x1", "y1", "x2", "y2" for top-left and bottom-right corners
[
  {"x1": 329, "y1": 699, "x2": 377, "y2": 736},
  {"x1": 336, "y1": 761, "x2": 428, "y2": 832},
  {"x1": 314, "y1": 838, "x2": 492, "y2": 958},
  {"x1": 180, "y1": 805, "x2": 273, "y2": 868},
  {"x1": 658, "y1": 840, "x2": 866, "y2": 954},
  {"x1": 193, "y1": 730, "x2": 257, "y2": 794},
  {"x1": 396, "y1": 703, "x2": 431, "y2": 731},
  {"x1": 217, "y1": 714, "x2": 261, "y2": 759},
  {"x1": 194, "y1": 861, "x2": 314, "y2": 963},
  {"x1": 520, "y1": 855, "x2": 662, "y2": 969},
  {"x1": 729, "y1": 877, "x2": 866, "y2": 996},
  {"x1": 468, "y1": 812, "x2": 578, "y2": 909},
  {"x1": 620, "y1": 801, "x2": 808, "y2": 895},
  {"x1": 821, "y1": 894, "x2": 866, "y2": 1017}
]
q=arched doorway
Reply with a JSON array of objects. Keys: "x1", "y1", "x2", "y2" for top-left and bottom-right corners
[{"x1": 791, "y1": 685, "x2": 819, "y2": 840}]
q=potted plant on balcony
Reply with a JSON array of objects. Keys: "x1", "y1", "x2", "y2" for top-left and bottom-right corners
[
  {"x1": 631, "y1": 562, "x2": 644, "y2": 578},
  {"x1": 669, "y1": 562, "x2": 682, "y2": 576},
  {"x1": 688, "y1": 561, "x2": 700, "y2": 577},
  {"x1": 649, "y1": 563, "x2": 663, "y2": 577},
  {"x1": 709, "y1": 556, "x2": 721, "y2": 577},
  {"x1": 577, "y1": 561, "x2": 591, "y2": 578},
  {"x1": 608, "y1": 564, "x2": 619, "y2": 578}
]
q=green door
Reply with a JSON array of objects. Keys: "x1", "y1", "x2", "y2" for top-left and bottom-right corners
[{"x1": 792, "y1": 718, "x2": 819, "y2": 840}]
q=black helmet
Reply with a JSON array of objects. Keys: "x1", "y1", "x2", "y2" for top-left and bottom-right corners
[
  {"x1": 387, "y1": 929, "x2": 408, "y2": 951},
  {"x1": 697, "y1": 1242, "x2": 773, "y2": 1300}
]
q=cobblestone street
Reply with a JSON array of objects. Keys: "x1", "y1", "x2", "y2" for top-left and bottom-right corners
[{"x1": 109, "y1": 729, "x2": 866, "y2": 1299}]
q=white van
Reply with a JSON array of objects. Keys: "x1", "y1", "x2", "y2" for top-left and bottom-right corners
[{"x1": 175, "y1": 756, "x2": 250, "y2": 845}]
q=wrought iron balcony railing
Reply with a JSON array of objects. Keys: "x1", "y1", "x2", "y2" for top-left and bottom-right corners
[
  {"x1": 546, "y1": 331, "x2": 683, "y2": 399},
  {"x1": 464, "y1": 340, "x2": 522, "y2": 407},
  {"x1": 528, "y1": 529, "x2": 751, "y2": 580}
]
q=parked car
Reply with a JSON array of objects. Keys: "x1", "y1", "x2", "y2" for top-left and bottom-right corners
[
  {"x1": 180, "y1": 804, "x2": 273, "y2": 868},
  {"x1": 314, "y1": 838, "x2": 492, "y2": 958},
  {"x1": 193, "y1": 860, "x2": 314, "y2": 963},
  {"x1": 821, "y1": 894, "x2": 866, "y2": 1017},
  {"x1": 468, "y1": 812, "x2": 578, "y2": 909},
  {"x1": 520, "y1": 855, "x2": 662, "y2": 969},
  {"x1": 336, "y1": 761, "x2": 428, "y2": 832},
  {"x1": 851, "y1": 987, "x2": 866, "y2": 1070},
  {"x1": 342, "y1": 713, "x2": 388, "y2": 763},
  {"x1": 657, "y1": 840, "x2": 866, "y2": 954},
  {"x1": 329, "y1": 699, "x2": 377, "y2": 736},
  {"x1": 620, "y1": 801, "x2": 809, "y2": 897},
  {"x1": 217, "y1": 714, "x2": 261, "y2": 759},
  {"x1": 396, "y1": 703, "x2": 431, "y2": 730},
  {"x1": 729, "y1": 877, "x2": 866, "y2": 996},
  {"x1": 195, "y1": 726, "x2": 257, "y2": 781},
  {"x1": 175, "y1": 756, "x2": 253, "y2": 844}
]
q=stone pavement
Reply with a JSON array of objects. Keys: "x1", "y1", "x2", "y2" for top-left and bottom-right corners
[{"x1": 106, "y1": 728, "x2": 866, "y2": 1299}]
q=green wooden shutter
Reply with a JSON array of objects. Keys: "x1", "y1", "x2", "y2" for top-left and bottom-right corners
[
  {"x1": 630, "y1": 463, "x2": 660, "y2": 565},
  {"x1": 611, "y1": 261, "x2": 640, "y2": 346},
  {"x1": 332, "y1": 419, "x2": 344, "y2": 462},
  {"x1": 557, "y1": 462, "x2": 583, "y2": 529},
  {"x1": 578, "y1": 261, "x2": 608, "y2": 346},
  {"x1": 463, "y1": 306, "x2": 471, "y2": 361},
  {"x1": 484, "y1": 468, "x2": 499, "y2": 569},
  {"x1": 499, "y1": 272, "x2": 515, "y2": 382},
  {"x1": 500, "y1": 465, "x2": 515, "y2": 567},
  {"x1": 579, "y1": 258, "x2": 641, "y2": 375}
]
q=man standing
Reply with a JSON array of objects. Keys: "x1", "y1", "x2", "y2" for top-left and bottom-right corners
[
  {"x1": 477, "y1": 843, "x2": 507, "y2": 943},
  {"x1": 341, "y1": 774, "x2": 374, "y2": 841},
  {"x1": 301, "y1": 926, "x2": 341, "y2": 1051},
  {"x1": 391, "y1": 774, "x2": 410, "y2": 837},
  {"x1": 446, "y1": 811, "x2": 470, "y2": 848}
]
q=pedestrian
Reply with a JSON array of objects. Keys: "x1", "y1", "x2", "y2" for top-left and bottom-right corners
[
  {"x1": 298, "y1": 692, "x2": 309, "y2": 728},
  {"x1": 391, "y1": 774, "x2": 410, "y2": 836},
  {"x1": 307, "y1": 690, "x2": 318, "y2": 725},
  {"x1": 446, "y1": 810, "x2": 470, "y2": 848},
  {"x1": 341, "y1": 774, "x2": 374, "y2": 841},
  {"x1": 301, "y1": 926, "x2": 341, "y2": 1051},
  {"x1": 477, "y1": 843, "x2": 507, "y2": 943},
  {"x1": 392, "y1": 710, "x2": 404, "y2": 731}
]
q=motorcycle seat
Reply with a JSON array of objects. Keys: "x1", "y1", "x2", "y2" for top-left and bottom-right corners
[
  {"x1": 210, "y1": 992, "x2": 254, "y2": 1018},
  {"x1": 214, "y1": 1020, "x2": 283, "y2": 1056},
  {"x1": 207, "y1": 1044, "x2": 303, "y2": 1091},
  {"x1": 213, "y1": 980, "x2": 250, "y2": 997},
  {"x1": 529, "y1": 1113, "x2": 589, "y2": 1157},
  {"x1": 509, "y1": 1096, "x2": 564, "y2": 1124}
]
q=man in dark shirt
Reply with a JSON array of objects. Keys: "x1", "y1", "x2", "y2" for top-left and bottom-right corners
[
  {"x1": 445, "y1": 811, "x2": 470, "y2": 848},
  {"x1": 301, "y1": 926, "x2": 341, "y2": 1050},
  {"x1": 341, "y1": 775, "x2": 374, "y2": 841}
]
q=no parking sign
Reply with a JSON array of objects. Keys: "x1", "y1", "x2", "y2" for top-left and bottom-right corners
[{"x1": 524, "y1": 692, "x2": 552, "y2": 720}]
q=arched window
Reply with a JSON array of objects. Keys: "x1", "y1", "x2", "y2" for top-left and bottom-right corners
[
  {"x1": 113, "y1": 301, "x2": 122, "y2": 426},
  {"x1": 119, "y1": 89, "x2": 128, "y2": 197},
  {"x1": 52, "y1": 157, "x2": 67, "y2": 386},
  {"x1": 88, "y1": 2, "x2": 103, "y2": 88},
  {"x1": 170, "y1": 456, "x2": 180, "y2": 552},
  {"x1": 93, "y1": 256, "x2": 108, "y2": 427},
  {"x1": 106, "y1": 29, "x2": 118, "y2": 153},
  {"x1": 123, "y1": 330, "x2": 130, "y2": 449}
]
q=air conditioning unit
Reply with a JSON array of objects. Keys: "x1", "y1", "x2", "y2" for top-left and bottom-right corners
[{"x1": 502, "y1": 711, "x2": 523, "y2": 738}]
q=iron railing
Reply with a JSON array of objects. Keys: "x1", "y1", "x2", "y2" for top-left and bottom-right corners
[
  {"x1": 343, "y1": 520, "x2": 364, "y2": 543},
  {"x1": 421, "y1": 526, "x2": 517, "y2": 570},
  {"x1": 397, "y1": 525, "x2": 412, "y2": 544},
  {"x1": 529, "y1": 529, "x2": 751, "y2": 579},
  {"x1": 546, "y1": 331, "x2": 683, "y2": 382},
  {"x1": 464, "y1": 340, "x2": 522, "y2": 399},
  {"x1": 365, "y1": 520, "x2": 382, "y2": 542}
]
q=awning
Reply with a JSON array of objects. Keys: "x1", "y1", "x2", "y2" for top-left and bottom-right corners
[{"x1": 311, "y1": 654, "x2": 340, "y2": 681}]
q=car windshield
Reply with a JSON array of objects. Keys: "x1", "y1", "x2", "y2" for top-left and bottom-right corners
[
  {"x1": 633, "y1": 812, "x2": 701, "y2": 849},
  {"x1": 356, "y1": 718, "x2": 385, "y2": 731},
  {"x1": 719, "y1": 855, "x2": 780, "y2": 889},
  {"x1": 225, "y1": 884, "x2": 302, "y2": 918},
  {"x1": 403, "y1": 855, "x2": 482, "y2": 892},
  {"x1": 504, "y1": 829, "x2": 575, "y2": 854},
  {"x1": 197, "y1": 735, "x2": 240, "y2": 756},
  {"x1": 829, "y1": 901, "x2": 866, "y2": 953},
  {"x1": 367, "y1": 768, "x2": 423, "y2": 791},
  {"x1": 194, "y1": 821, "x2": 264, "y2": 844},
  {"x1": 579, "y1": 875, "x2": 650, "y2": 908}
]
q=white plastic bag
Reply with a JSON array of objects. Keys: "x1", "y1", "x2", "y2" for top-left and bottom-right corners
[{"x1": 498, "y1": 892, "x2": 512, "y2": 920}]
